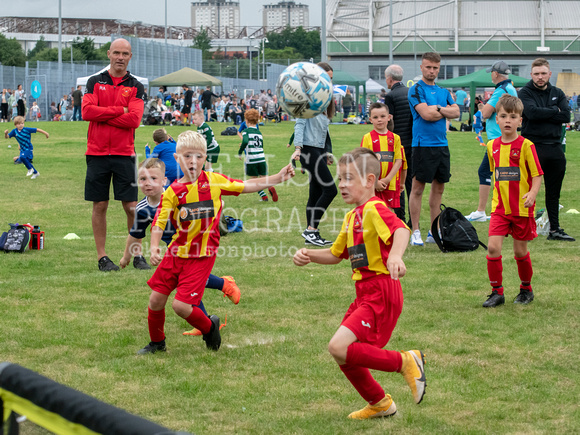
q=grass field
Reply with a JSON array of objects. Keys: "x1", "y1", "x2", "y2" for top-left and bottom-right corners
[{"x1": 1, "y1": 119, "x2": 579, "y2": 434}]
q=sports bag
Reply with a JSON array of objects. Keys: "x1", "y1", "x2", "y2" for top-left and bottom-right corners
[
  {"x1": 221, "y1": 126, "x2": 238, "y2": 136},
  {"x1": 0, "y1": 224, "x2": 31, "y2": 253},
  {"x1": 430, "y1": 205, "x2": 487, "y2": 253}
]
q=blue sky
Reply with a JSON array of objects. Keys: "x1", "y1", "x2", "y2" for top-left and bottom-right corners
[{"x1": 2, "y1": 0, "x2": 322, "y2": 28}]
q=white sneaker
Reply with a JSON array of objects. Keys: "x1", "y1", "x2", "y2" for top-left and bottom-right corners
[
  {"x1": 466, "y1": 210, "x2": 487, "y2": 222},
  {"x1": 26, "y1": 169, "x2": 34, "y2": 176},
  {"x1": 410, "y1": 230, "x2": 424, "y2": 246},
  {"x1": 31, "y1": 172, "x2": 39, "y2": 179},
  {"x1": 426, "y1": 231, "x2": 436, "y2": 243}
]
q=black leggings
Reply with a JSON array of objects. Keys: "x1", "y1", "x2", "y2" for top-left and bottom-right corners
[
  {"x1": 17, "y1": 100, "x2": 25, "y2": 117},
  {"x1": 536, "y1": 145, "x2": 567, "y2": 231},
  {"x1": 300, "y1": 145, "x2": 338, "y2": 229}
]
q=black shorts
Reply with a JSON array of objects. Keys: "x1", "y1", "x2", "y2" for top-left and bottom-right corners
[
  {"x1": 412, "y1": 146, "x2": 451, "y2": 184},
  {"x1": 85, "y1": 155, "x2": 138, "y2": 202},
  {"x1": 182, "y1": 105, "x2": 191, "y2": 115}
]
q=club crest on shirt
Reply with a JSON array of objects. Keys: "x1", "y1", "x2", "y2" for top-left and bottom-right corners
[
  {"x1": 121, "y1": 87, "x2": 132, "y2": 97},
  {"x1": 353, "y1": 216, "x2": 362, "y2": 230},
  {"x1": 511, "y1": 149, "x2": 520, "y2": 159},
  {"x1": 198, "y1": 181, "x2": 211, "y2": 193}
]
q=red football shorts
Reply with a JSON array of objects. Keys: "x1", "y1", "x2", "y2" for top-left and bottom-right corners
[
  {"x1": 489, "y1": 213, "x2": 537, "y2": 241},
  {"x1": 375, "y1": 189, "x2": 400, "y2": 209},
  {"x1": 147, "y1": 253, "x2": 216, "y2": 305},
  {"x1": 341, "y1": 275, "x2": 403, "y2": 348}
]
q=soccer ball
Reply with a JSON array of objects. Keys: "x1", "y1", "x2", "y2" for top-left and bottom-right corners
[{"x1": 276, "y1": 62, "x2": 333, "y2": 119}]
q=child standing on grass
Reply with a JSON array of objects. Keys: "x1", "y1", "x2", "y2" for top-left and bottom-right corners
[
  {"x1": 145, "y1": 128, "x2": 183, "y2": 185},
  {"x1": 237, "y1": 109, "x2": 278, "y2": 202},
  {"x1": 138, "y1": 131, "x2": 294, "y2": 354},
  {"x1": 293, "y1": 147, "x2": 425, "y2": 420},
  {"x1": 473, "y1": 102, "x2": 485, "y2": 145},
  {"x1": 5, "y1": 116, "x2": 49, "y2": 179},
  {"x1": 192, "y1": 110, "x2": 220, "y2": 172},
  {"x1": 483, "y1": 95, "x2": 543, "y2": 308},
  {"x1": 361, "y1": 103, "x2": 404, "y2": 212}
]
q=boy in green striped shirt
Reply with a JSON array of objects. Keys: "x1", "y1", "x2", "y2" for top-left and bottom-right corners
[
  {"x1": 237, "y1": 109, "x2": 278, "y2": 202},
  {"x1": 192, "y1": 110, "x2": 220, "y2": 172}
]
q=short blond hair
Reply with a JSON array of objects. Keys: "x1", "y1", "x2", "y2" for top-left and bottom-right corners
[
  {"x1": 139, "y1": 158, "x2": 166, "y2": 172},
  {"x1": 496, "y1": 95, "x2": 524, "y2": 116},
  {"x1": 176, "y1": 130, "x2": 207, "y2": 153},
  {"x1": 13, "y1": 116, "x2": 25, "y2": 125},
  {"x1": 193, "y1": 110, "x2": 204, "y2": 118}
]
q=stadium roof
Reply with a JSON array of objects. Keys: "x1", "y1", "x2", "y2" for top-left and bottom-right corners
[{"x1": 326, "y1": 0, "x2": 580, "y2": 55}]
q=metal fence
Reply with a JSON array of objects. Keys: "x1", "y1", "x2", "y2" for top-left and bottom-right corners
[{"x1": 0, "y1": 34, "x2": 322, "y2": 121}]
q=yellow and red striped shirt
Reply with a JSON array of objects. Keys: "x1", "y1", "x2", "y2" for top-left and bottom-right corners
[
  {"x1": 361, "y1": 130, "x2": 404, "y2": 200},
  {"x1": 487, "y1": 135, "x2": 543, "y2": 217},
  {"x1": 152, "y1": 171, "x2": 244, "y2": 258},
  {"x1": 330, "y1": 198, "x2": 408, "y2": 281}
]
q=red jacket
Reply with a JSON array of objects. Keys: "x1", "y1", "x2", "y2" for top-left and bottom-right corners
[{"x1": 82, "y1": 70, "x2": 145, "y2": 156}]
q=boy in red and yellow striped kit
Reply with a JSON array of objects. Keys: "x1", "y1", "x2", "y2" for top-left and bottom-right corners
[
  {"x1": 360, "y1": 103, "x2": 404, "y2": 210},
  {"x1": 294, "y1": 148, "x2": 425, "y2": 420},
  {"x1": 483, "y1": 95, "x2": 543, "y2": 308},
  {"x1": 138, "y1": 130, "x2": 295, "y2": 354}
]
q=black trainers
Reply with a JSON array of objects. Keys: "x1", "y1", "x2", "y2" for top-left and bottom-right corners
[
  {"x1": 547, "y1": 228, "x2": 575, "y2": 242},
  {"x1": 133, "y1": 255, "x2": 151, "y2": 270},
  {"x1": 203, "y1": 315, "x2": 221, "y2": 351},
  {"x1": 137, "y1": 340, "x2": 166, "y2": 355},
  {"x1": 483, "y1": 290, "x2": 505, "y2": 308},
  {"x1": 514, "y1": 288, "x2": 534, "y2": 304},
  {"x1": 301, "y1": 229, "x2": 333, "y2": 247},
  {"x1": 98, "y1": 256, "x2": 120, "y2": 272}
]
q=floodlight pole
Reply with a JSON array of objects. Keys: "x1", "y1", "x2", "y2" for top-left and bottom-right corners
[
  {"x1": 321, "y1": 1, "x2": 327, "y2": 62},
  {"x1": 164, "y1": 0, "x2": 168, "y2": 74},
  {"x1": 58, "y1": 0, "x2": 62, "y2": 100}
]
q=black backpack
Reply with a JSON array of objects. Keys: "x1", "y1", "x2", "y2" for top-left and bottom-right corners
[
  {"x1": 430, "y1": 205, "x2": 487, "y2": 253},
  {"x1": 0, "y1": 224, "x2": 31, "y2": 253},
  {"x1": 221, "y1": 126, "x2": 238, "y2": 136}
]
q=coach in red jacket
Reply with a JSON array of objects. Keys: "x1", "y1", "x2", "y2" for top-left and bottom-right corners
[{"x1": 82, "y1": 38, "x2": 145, "y2": 271}]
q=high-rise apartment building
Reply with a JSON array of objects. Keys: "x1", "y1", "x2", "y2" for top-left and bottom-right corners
[
  {"x1": 191, "y1": 0, "x2": 240, "y2": 37},
  {"x1": 263, "y1": 1, "x2": 309, "y2": 30}
]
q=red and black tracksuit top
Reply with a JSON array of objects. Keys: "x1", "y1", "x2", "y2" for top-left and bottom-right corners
[{"x1": 82, "y1": 70, "x2": 145, "y2": 156}]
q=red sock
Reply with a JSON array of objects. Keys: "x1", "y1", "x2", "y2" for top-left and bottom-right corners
[
  {"x1": 346, "y1": 342, "x2": 403, "y2": 373},
  {"x1": 148, "y1": 307, "x2": 165, "y2": 342},
  {"x1": 185, "y1": 307, "x2": 212, "y2": 335},
  {"x1": 487, "y1": 255, "x2": 503, "y2": 293},
  {"x1": 515, "y1": 252, "x2": 533, "y2": 289},
  {"x1": 339, "y1": 364, "x2": 385, "y2": 405}
]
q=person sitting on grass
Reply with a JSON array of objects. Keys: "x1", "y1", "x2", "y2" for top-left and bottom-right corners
[
  {"x1": 145, "y1": 128, "x2": 183, "y2": 185},
  {"x1": 192, "y1": 110, "x2": 220, "y2": 172},
  {"x1": 293, "y1": 147, "x2": 426, "y2": 420},
  {"x1": 237, "y1": 109, "x2": 278, "y2": 202},
  {"x1": 482, "y1": 95, "x2": 543, "y2": 308},
  {"x1": 138, "y1": 131, "x2": 295, "y2": 355},
  {"x1": 5, "y1": 115, "x2": 49, "y2": 180}
]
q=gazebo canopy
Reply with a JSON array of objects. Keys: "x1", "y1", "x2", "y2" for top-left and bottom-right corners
[
  {"x1": 332, "y1": 70, "x2": 367, "y2": 116},
  {"x1": 438, "y1": 69, "x2": 528, "y2": 114},
  {"x1": 150, "y1": 67, "x2": 222, "y2": 88}
]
